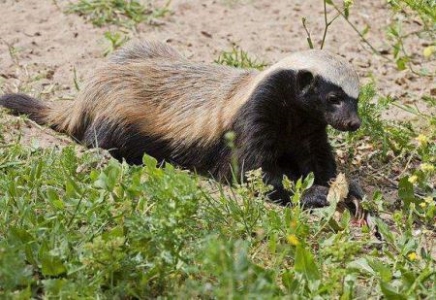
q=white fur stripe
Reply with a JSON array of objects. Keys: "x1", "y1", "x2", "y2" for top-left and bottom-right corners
[{"x1": 268, "y1": 50, "x2": 360, "y2": 98}]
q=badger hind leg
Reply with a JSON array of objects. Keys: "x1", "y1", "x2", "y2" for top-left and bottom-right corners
[{"x1": 0, "y1": 93, "x2": 50, "y2": 125}]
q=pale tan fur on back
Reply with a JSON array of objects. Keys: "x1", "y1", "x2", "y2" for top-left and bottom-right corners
[
  {"x1": 44, "y1": 42, "x2": 359, "y2": 149},
  {"x1": 110, "y1": 40, "x2": 185, "y2": 63},
  {"x1": 47, "y1": 42, "x2": 258, "y2": 148}
]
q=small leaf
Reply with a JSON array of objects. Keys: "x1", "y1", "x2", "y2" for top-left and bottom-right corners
[
  {"x1": 347, "y1": 258, "x2": 375, "y2": 276},
  {"x1": 282, "y1": 271, "x2": 300, "y2": 291},
  {"x1": 302, "y1": 172, "x2": 314, "y2": 190},
  {"x1": 143, "y1": 154, "x2": 158, "y2": 170},
  {"x1": 102, "y1": 226, "x2": 124, "y2": 241},
  {"x1": 46, "y1": 188, "x2": 64, "y2": 209},
  {"x1": 367, "y1": 258, "x2": 392, "y2": 282},
  {"x1": 9, "y1": 227, "x2": 34, "y2": 244},
  {"x1": 294, "y1": 244, "x2": 320, "y2": 281},
  {"x1": 375, "y1": 218, "x2": 396, "y2": 245},
  {"x1": 380, "y1": 281, "x2": 406, "y2": 300},
  {"x1": 398, "y1": 177, "x2": 415, "y2": 207},
  {"x1": 40, "y1": 253, "x2": 67, "y2": 276},
  {"x1": 65, "y1": 176, "x2": 82, "y2": 197},
  {"x1": 396, "y1": 57, "x2": 408, "y2": 71},
  {"x1": 362, "y1": 25, "x2": 370, "y2": 36}
]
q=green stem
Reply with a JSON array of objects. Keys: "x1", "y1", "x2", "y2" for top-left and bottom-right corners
[
  {"x1": 320, "y1": 0, "x2": 329, "y2": 49},
  {"x1": 330, "y1": 1, "x2": 393, "y2": 62}
]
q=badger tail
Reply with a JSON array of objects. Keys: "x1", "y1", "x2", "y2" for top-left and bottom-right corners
[
  {"x1": 1, "y1": 93, "x2": 89, "y2": 142},
  {"x1": 0, "y1": 93, "x2": 51, "y2": 125}
]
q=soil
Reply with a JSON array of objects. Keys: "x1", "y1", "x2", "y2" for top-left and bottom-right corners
[
  {"x1": 0, "y1": 0, "x2": 434, "y2": 201},
  {"x1": 1, "y1": 0, "x2": 434, "y2": 101}
]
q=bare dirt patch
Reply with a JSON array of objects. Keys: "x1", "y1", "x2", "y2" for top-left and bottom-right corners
[{"x1": 1, "y1": 1, "x2": 433, "y2": 97}]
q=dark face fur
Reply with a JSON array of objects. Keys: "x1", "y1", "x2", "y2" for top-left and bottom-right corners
[{"x1": 296, "y1": 70, "x2": 361, "y2": 132}]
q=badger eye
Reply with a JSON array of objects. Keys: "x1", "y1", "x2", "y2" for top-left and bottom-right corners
[{"x1": 328, "y1": 94, "x2": 341, "y2": 105}]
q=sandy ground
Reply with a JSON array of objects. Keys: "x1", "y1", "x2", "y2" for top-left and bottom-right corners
[
  {"x1": 0, "y1": 0, "x2": 434, "y2": 197},
  {"x1": 1, "y1": 0, "x2": 433, "y2": 98}
]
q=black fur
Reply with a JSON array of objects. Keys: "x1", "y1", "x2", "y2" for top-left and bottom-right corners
[
  {"x1": 230, "y1": 69, "x2": 359, "y2": 207},
  {"x1": 81, "y1": 119, "x2": 231, "y2": 174},
  {"x1": 0, "y1": 68, "x2": 361, "y2": 209}
]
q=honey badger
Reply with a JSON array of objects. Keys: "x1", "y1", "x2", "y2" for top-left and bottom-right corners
[{"x1": 0, "y1": 41, "x2": 362, "y2": 208}]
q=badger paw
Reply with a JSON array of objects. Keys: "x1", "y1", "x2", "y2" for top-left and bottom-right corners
[{"x1": 301, "y1": 185, "x2": 330, "y2": 209}]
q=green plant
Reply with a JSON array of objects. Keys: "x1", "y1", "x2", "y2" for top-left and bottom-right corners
[
  {"x1": 301, "y1": 1, "x2": 435, "y2": 229},
  {"x1": 103, "y1": 31, "x2": 130, "y2": 56},
  {"x1": 304, "y1": 0, "x2": 436, "y2": 74},
  {"x1": 215, "y1": 46, "x2": 268, "y2": 70},
  {"x1": 330, "y1": 83, "x2": 435, "y2": 227},
  {"x1": 1, "y1": 0, "x2": 436, "y2": 298},
  {"x1": 395, "y1": 97, "x2": 436, "y2": 226},
  {"x1": 0, "y1": 112, "x2": 435, "y2": 298},
  {"x1": 387, "y1": 0, "x2": 436, "y2": 74},
  {"x1": 302, "y1": 0, "x2": 357, "y2": 50},
  {"x1": 67, "y1": 0, "x2": 170, "y2": 28}
]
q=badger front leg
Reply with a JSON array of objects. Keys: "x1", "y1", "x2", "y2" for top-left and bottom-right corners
[
  {"x1": 298, "y1": 131, "x2": 338, "y2": 208},
  {"x1": 261, "y1": 167, "x2": 294, "y2": 205},
  {"x1": 237, "y1": 137, "x2": 336, "y2": 208},
  {"x1": 235, "y1": 131, "x2": 294, "y2": 205},
  {"x1": 299, "y1": 131, "x2": 365, "y2": 210},
  {"x1": 262, "y1": 164, "x2": 331, "y2": 208}
]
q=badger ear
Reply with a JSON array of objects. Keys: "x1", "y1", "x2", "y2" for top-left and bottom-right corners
[{"x1": 297, "y1": 69, "x2": 314, "y2": 94}]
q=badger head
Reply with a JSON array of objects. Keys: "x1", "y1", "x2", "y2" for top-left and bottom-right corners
[{"x1": 275, "y1": 50, "x2": 362, "y2": 132}]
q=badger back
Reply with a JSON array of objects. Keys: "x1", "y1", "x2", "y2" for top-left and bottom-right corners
[
  {"x1": 63, "y1": 57, "x2": 257, "y2": 151},
  {"x1": 110, "y1": 40, "x2": 186, "y2": 63}
]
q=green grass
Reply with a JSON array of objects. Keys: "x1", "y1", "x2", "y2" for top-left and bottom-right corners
[
  {"x1": 1, "y1": 0, "x2": 435, "y2": 297},
  {"x1": 1, "y1": 36, "x2": 435, "y2": 300},
  {"x1": 215, "y1": 46, "x2": 268, "y2": 70},
  {"x1": 0, "y1": 103, "x2": 435, "y2": 298},
  {"x1": 103, "y1": 31, "x2": 130, "y2": 56},
  {"x1": 67, "y1": 0, "x2": 170, "y2": 28}
]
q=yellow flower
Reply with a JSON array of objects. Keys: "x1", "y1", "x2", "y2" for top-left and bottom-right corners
[
  {"x1": 416, "y1": 134, "x2": 428, "y2": 147},
  {"x1": 424, "y1": 197, "x2": 433, "y2": 204},
  {"x1": 419, "y1": 202, "x2": 427, "y2": 208},
  {"x1": 287, "y1": 234, "x2": 300, "y2": 246},
  {"x1": 420, "y1": 163, "x2": 435, "y2": 173},
  {"x1": 407, "y1": 252, "x2": 420, "y2": 261},
  {"x1": 423, "y1": 46, "x2": 435, "y2": 58},
  {"x1": 408, "y1": 175, "x2": 418, "y2": 184}
]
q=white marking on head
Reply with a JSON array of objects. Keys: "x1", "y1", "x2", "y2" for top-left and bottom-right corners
[{"x1": 271, "y1": 50, "x2": 360, "y2": 99}]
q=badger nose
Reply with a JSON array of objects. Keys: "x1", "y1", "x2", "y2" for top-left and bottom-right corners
[{"x1": 347, "y1": 119, "x2": 361, "y2": 131}]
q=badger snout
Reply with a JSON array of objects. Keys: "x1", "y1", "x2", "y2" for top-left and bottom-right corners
[
  {"x1": 346, "y1": 117, "x2": 361, "y2": 132},
  {"x1": 330, "y1": 115, "x2": 361, "y2": 132}
]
